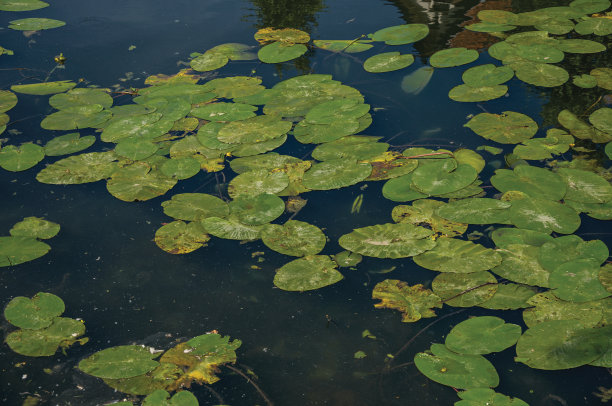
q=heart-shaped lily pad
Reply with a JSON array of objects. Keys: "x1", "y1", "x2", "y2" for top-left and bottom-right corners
[
  {"x1": 4, "y1": 292, "x2": 65, "y2": 329},
  {"x1": 79, "y1": 345, "x2": 161, "y2": 379},
  {"x1": 413, "y1": 238, "x2": 502, "y2": 273},
  {"x1": 372, "y1": 279, "x2": 442, "y2": 322},
  {"x1": 154, "y1": 221, "x2": 210, "y2": 254},
  {"x1": 273, "y1": 255, "x2": 343, "y2": 291},
  {"x1": 261, "y1": 220, "x2": 326, "y2": 256},
  {"x1": 363, "y1": 52, "x2": 414, "y2": 73},
  {"x1": 465, "y1": 112, "x2": 538, "y2": 144},
  {"x1": 445, "y1": 316, "x2": 522, "y2": 355},
  {"x1": 6, "y1": 317, "x2": 87, "y2": 357}
]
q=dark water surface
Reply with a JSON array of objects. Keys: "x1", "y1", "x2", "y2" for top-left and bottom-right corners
[{"x1": 1, "y1": 0, "x2": 611, "y2": 405}]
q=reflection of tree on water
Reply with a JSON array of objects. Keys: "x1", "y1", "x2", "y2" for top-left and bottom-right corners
[{"x1": 244, "y1": 0, "x2": 326, "y2": 74}]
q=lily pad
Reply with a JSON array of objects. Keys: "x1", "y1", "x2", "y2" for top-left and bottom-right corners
[
  {"x1": 190, "y1": 102, "x2": 257, "y2": 122},
  {"x1": 0, "y1": 143, "x2": 44, "y2": 172},
  {"x1": 217, "y1": 114, "x2": 292, "y2": 144},
  {"x1": 591, "y1": 67, "x2": 612, "y2": 90},
  {"x1": 161, "y1": 193, "x2": 228, "y2": 222},
  {"x1": 455, "y1": 388, "x2": 529, "y2": 406},
  {"x1": 333, "y1": 250, "x2": 362, "y2": 267},
  {"x1": 372, "y1": 280, "x2": 442, "y2": 322},
  {"x1": 0, "y1": 90, "x2": 18, "y2": 113},
  {"x1": 490, "y1": 165, "x2": 566, "y2": 201},
  {"x1": 513, "y1": 62, "x2": 569, "y2": 87},
  {"x1": 549, "y1": 259, "x2": 611, "y2": 302},
  {"x1": 448, "y1": 84, "x2": 508, "y2": 103},
  {"x1": 8, "y1": 17, "x2": 65, "y2": 30},
  {"x1": 391, "y1": 199, "x2": 468, "y2": 237},
  {"x1": 436, "y1": 198, "x2": 511, "y2": 225},
  {"x1": 160, "y1": 157, "x2": 201, "y2": 180},
  {"x1": 555, "y1": 39, "x2": 606, "y2": 54},
  {"x1": 445, "y1": 316, "x2": 521, "y2": 355},
  {"x1": 508, "y1": 196, "x2": 580, "y2": 234},
  {"x1": 79, "y1": 345, "x2": 160, "y2": 379},
  {"x1": 201, "y1": 216, "x2": 262, "y2": 240},
  {"x1": 573, "y1": 74, "x2": 598, "y2": 88},
  {"x1": 254, "y1": 27, "x2": 310, "y2": 44},
  {"x1": 107, "y1": 163, "x2": 177, "y2": 202},
  {"x1": 570, "y1": 0, "x2": 611, "y2": 14},
  {"x1": 465, "y1": 112, "x2": 538, "y2": 144},
  {"x1": 228, "y1": 169, "x2": 289, "y2": 198},
  {"x1": 575, "y1": 17, "x2": 612, "y2": 36},
  {"x1": 190, "y1": 52, "x2": 229, "y2": 72},
  {"x1": 363, "y1": 52, "x2": 414, "y2": 73},
  {"x1": 0, "y1": 0, "x2": 49, "y2": 11},
  {"x1": 115, "y1": 138, "x2": 159, "y2": 161},
  {"x1": 414, "y1": 343, "x2": 499, "y2": 389},
  {"x1": 430, "y1": 48, "x2": 479, "y2": 68},
  {"x1": 10, "y1": 216, "x2": 59, "y2": 239},
  {"x1": 258, "y1": 42, "x2": 307, "y2": 63},
  {"x1": 49, "y1": 88, "x2": 113, "y2": 110},
  {"x1": 302, "y1": 159, "x2": 371, "y2": 191},
  {"x1": 589, "y1": 107, "x2": 612, "y2": 134},
  {"x1": 412, "y1": 160, "x2": 477, "y2": 195},
  {"x1": 413, "y1": 238, "x2": 501, "y2": 273},
  {"x1": 273, "y1": 255, "x2": 343, "y2": 291},
  {"x1": 261, "y1": 220, "x2": 326, "y2": 256},
  {"x1": 538, "y1": 235, "x2": 608, "y2": 271},
  {"x1": 305, "y1": 98, "x2": 369, "y2": 125},
  {"x1": 371, "y1": 24, "x2": 429, "y2": 45},
  {"x1": 36, "y1": 151, "x2": 118, "y2": 184},
  {"x1": 338, "y1": 222, "x2": 436, "y2": 259},
  {"x1": 492, "y1": 244, "x2": 550, "y2": 287},
  {"x1": 154, "y1": 221, "x2": 210, "y2": 254},
  {"x1": 142, "y1": 390, "x2": 199, "y2": 406},
  {"x1": 6, "y1": 317, "x2": 86, "y2": 357},
  {"x1": 4, "y1": 292, "x2": 64, "y2": 329},
  {"x1": 557, "y1": 168, "x2": 612, "y2": 204},
  {"x1": 513, "y1": 128, "x2": 573, "y2": 160},
  {"x1": 0, "y1": 236, "x2": 51, "y2": 267},
  {"x1": 313, "y1": 39, "x2": 373, "y2": 53},
  {"x1": 491, "y1": 227, "x2": 553, "y2": 248},
  {"x1": 522, "y1": 291, "x2": 605, "y2": 328},
  {"x1": 478, "y1": 283, "x2": 538, "y2": 310},
  {"x1": 515, "y1": 320, "x2": 611, "y2": 370},
  {"x1": 44, "y1": 133, "x2": 96, "y2": 156},
  {"x1": 432, "y1": 271, "x2": 498, "y2": 307},
  {"x1": 229, "y1": 193, "x2": 285, "y2": 226},
  {"x1": 41, "y1": 109, "x2": 111, "y2": 130},
  {"x1": 311, "y1": 136, "x2": 388, "y2": 161},
  {"x1": 465, "y1": 22, "x2": 516, "y2": 32}
]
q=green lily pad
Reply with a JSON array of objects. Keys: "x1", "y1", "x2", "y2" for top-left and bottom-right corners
[
  {"x1": 36, "y1": 151, "x2": 118, "y2": 184},
  {"x1": 338, "y1": 222, "x2": 436, "y2": 259},
  {"x1": 589, "y1": 107, "x2": 612, "y2": 134},
  {"x1": 466, "y1": 22, "x2": 517, "y2": 32},
  {"x1": 0, "y1": 0, "x2": 49, "y2": 11},
  {"x1": 515, "y1": 320, "x2": 611, "y2": 370},
  {"x1": 575, "y1": 17, "x2": 612, "y2": 36},
  {"x1": 205, "y1": 76, "x2": 265, "y2": 99},
  {"x1": 44, "y1": 133, "x2": 96, "y2": 156},
  {"x1": 549, "y1": 259, "x2": 611, "y2": 302},
  {"x1": 491, "y1": 244, "x2": 550, "y2": 287},
  {"x1": 430, "y1": 48, "x2": 479, "y2": 68},
  {"x1": 302, "y1": 159, "x2": 371, "y2": 191},
  {"x1": 107, "y1": 162, "x2": 177, "y2": 202},
  {"x1": 491, "y1": 227, "x2": 553, "y2": 248},
  {"x1": 392, "y1": 199, "x2": 468, "y2": 237},
  {"x1": 513, "y1": 62, "x2": 569, "y2": 87},
  {"x1": 10, "y1": 216, "x2": 59, "y2": 239},
  {"x1": 41, "y1": 109, "x2": 111, "y2": 130},
  {"x1": 261, "y1": 220, "x2": 326, "y2": 257},
  {"x1": 190, "y1": 102, "x2": 257, "y2": 122},
  {"x1": 465, "y1": 112, "x2": 538, "y2": 144},
  {"x1": 228, "y1": 169, "x2": 289, "y2": 198},
  {"x1": 371, "y1": 24, "x2": 429, "y2": 45},
  {"x1": 566, "y1": 199, "x2": 612, "y2": 221},
  {"x1": 6, "y1": 317, "x2": 86, "y2": 357},
  {"x1": 555, "y1": 39, "x2": 606, "y2": 54},
  {"x1": 557, "y1": 168, "x2": 612, "y2": 204},
  {"x1": 115, "y1": 138, "x2": 159, "y2": 161},
  {"x1": 591, "y1": 67, "x2": 612, "y2": 90},
  {"x1": 305, "y1": 98, "x2": 369, "y2": 125},
  {"x1": 522, "y1": 291, "x2": 605, "y2": 328},
  {"x1": 412, "y1": 160, "x2": 477, "y2": 195},
  {"x1": 79, "y1": 345, "x2": 160, "y2": 379},
  {"x1": 508, "y1": 196, "x2": 580, "y2": 234},
  {"x1": 513, "y1": 128, "x2": 573, "y2": 160},
  {"x1": 413, "y1": 238, "x2": 501, "y2": 273},
  {"x1": 217, "y1": 114, "x2": 291, "y2": 144},
  {"x1": 161, "y1": 193, "x2": 229, "y2": 222},
  {"x1": 333, "y1": 250, "x2": 362, "y2": 267},
  {"x1": 382, "y1": 173, "x2": 427, "y2": 202},
  {"x1": 229, "y1": 193, "x2": 285, "y2": 226},
  {"x1": 258, "y1": 41, "x2": 307, "y2": 63},
  {"x1": 449, "y1": 84, "x2": 508, "y2": 102},
  {"x1": 436, "y1": 198, "x2": 511, "y2": 225},
  {"x1": 160, "y1": 157, "x2": 201, "y2": 180},
  {"x1": 103, "y1": 363, "x2": 182, "y2": 396},
  {"x1": 142, "y1": 389, "x2": 199, "y2": 406},
  {"x1": 0, "y1": 143, "x2": 44, "y2": 172},
  {"x1": 455, "y1": 388, "x2": 529, "y2": 406},
  {"x1": 294, "y1": 119, "x2": 360, "y2": 144},
  {"x1": 363, "y1": 52, "x2": 414, "y2": 73},
  {"x1": 8, "y1": 17, "x2": 65, "y2": 30},
  {"x1": 311, "y1": 136, "x2": 388, "y2": 161},
  {"x1": 201, "y1": 216, "x2": 262, "y2": 240},
  {"x1": 372, "y1": 280, "x2": 442, "y2": 322},
  {"x1": 0, "y1": 90, "x2": 18, "y2": 113},
  {"x1": 478, "y1": 283, "x2": 538, "y2": 310},
  {"x1": 538, "y1": 235, "x2": 608, "y2": 272},
  {"x1": 414, "y1": 343, "x2": 499, "y2": 389},
  {"x1": 490, "y1": 165, "x2": 566, "y2": 201},
  {"x1": 0, "y1": 236, "x2": 51, "y2": 267},
  {"x1": 432, "y1": 271, "x2": 498, "y2": 307},
  {"x1": 557, "y1": 109, "x2": 611, "y2": 143},
  {"x1": 313, "y1": 39, "x2": 373, "y2": 53},
  {"x1": 273, "y1": 255, "x2": 343, "y2": 291},
  {"x1": 49, "y1": 88, "x2": 113, "y2": 110},
  {"x1": 190, "y1": 52, "x2": 229, "y2": 72},
  {"x1": 101, "y1": 113, "x2": 172, "y2": 143},
  {"x1": 445, "y1": 316, "x2": 522, "y2": 355},
  {"x1": 478, "y1": 10, "x2": 520, "y2": 24},
  {"x1": 601, "y1": 264, "x2": 612, "y2": 294},
  {"x1": 573, "y1": 74, "x2": 598, "y2": 88},
  {"x1": 154, "y1": 220, "x2": 210, "y2": 254},
  {"x1": 4, "y1": 292, "x2": 64, "y2": 329}
]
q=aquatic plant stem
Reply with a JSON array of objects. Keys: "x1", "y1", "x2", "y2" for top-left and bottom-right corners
[{"x1": 225, "y1": 364, "x2": 274, "y2": 406}]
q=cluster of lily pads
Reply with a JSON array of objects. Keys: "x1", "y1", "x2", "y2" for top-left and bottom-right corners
[
  {"x1": 0, "y1": 216, "x2": 59, "y2": 267},
  {"x1": 0, "y1": 0, "x2": 611, "y2": 403},
  {"x1": 0, "y1": 0, "x2": 66, "y2": 38},
  {"x1": 3, "y1": 292, "x2": 88, "y2": 357},
  {"x1": 78, "y1": 332, "x2": 241, "y2": 397}
]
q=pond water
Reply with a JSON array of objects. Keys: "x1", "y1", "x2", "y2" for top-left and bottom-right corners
[{"x1": 1, "y1": 0, "x2": 611, "y2": 405}]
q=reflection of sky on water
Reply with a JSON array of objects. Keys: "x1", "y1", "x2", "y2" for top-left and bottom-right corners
[{"x1": 0, "y1": 0, "x2": 610, "y2": 405}]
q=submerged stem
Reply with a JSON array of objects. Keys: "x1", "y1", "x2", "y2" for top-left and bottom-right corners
[{"x1": 225, "y1": 364, "x2": 273, "y2": 406}]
